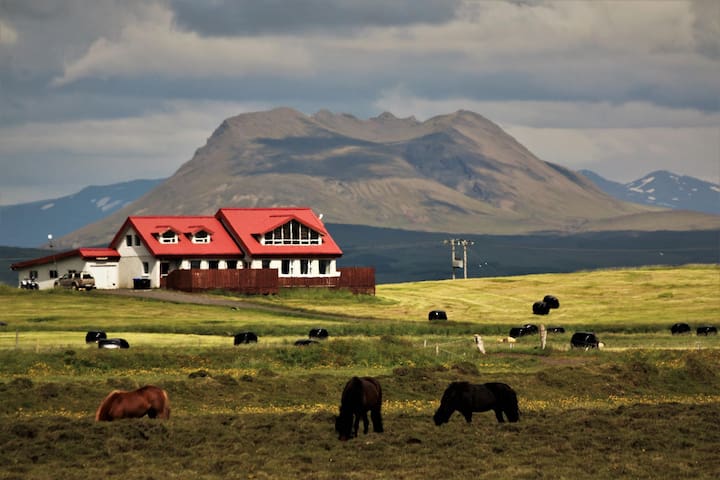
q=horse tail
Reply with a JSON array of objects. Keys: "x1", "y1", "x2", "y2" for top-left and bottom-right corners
[
  {"x1": 95, "y1": 390, "x2": 120, "y2": 421},
  {"x1": 159, "y1": 388, "x2": 171, "y2": 419}
]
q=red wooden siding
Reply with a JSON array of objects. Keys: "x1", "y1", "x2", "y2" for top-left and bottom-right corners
[{"x1": 164, "y1": 267, "x2": 375, "y2": 295}]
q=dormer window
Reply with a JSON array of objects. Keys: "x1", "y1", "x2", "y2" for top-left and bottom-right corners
[
  {"x1": 159, "y1": 230, "x2": 178, "y2": 244},
  {"x1": 263, "y1": 220, "x2": 321, "y2": 245},
  {"x1": 191, "y1": 230, "x2": 211, "y2": 244}
]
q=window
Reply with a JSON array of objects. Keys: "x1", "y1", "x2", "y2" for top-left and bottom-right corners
[
  {"x1": 190, "y1": 260, "x2": 201, "y2": 269},
  {"x1": 126, "y1": 235, "x2": 132, "y2": 246},
  {"x1": 30, "y1": 270, "x2": 38, "y2": 280},
  {"x1": 281, "y1": 259, "x2": 291, "y2": 275},
  {"x1": 134, "y1": 235, "x2": 141, "y2": 246},
  {"x1": 300, "y1": 259, "x2": 309, "y2": 275},
  {"x1": 49, "y1": 270, "x2": 58, "y2": 279},
  {"x1": 263, "y1": 220, "x2": 322, "y2": 245},
  {"x1": 160, "y1": 262, "x2": 170, "y2": 277},
  {"x1": 160, "y1": 231, "x2": 178, "y2": 244},
  {"x1": 192, "y1": 231, "x2": 210, "y2": 244},
  {"x1": 318, "y1": 260, "x2": 329, "y2": 275},
  {"x1": 142, "y1": 262, "x2": 149, "y2": 274},
  {"x1": 226, "y1": 260, "x2": 237, "y2": 269},
  {"x1": 209, "y1": 260, "x2": 219, "y2": 269},
  {"x1": 261, "y1": 259, "x2": 271, "y2": 269}
]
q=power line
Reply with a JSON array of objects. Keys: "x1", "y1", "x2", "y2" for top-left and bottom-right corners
[{"x1": 443, "y1": 238, "x2": 474, "y2": 279}]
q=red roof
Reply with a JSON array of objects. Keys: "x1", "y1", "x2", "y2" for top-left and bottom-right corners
[
  {"x1": 10, "y1": 247, "x2": 120, "y2": 270},
  {"x1": 216, "y1": 207, "x2": 343, "y2": 257},
  {"x1": 110, "y1": 216, "x2": 243, "y2": 257}
]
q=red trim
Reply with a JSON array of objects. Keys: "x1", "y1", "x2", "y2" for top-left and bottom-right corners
[{"x1": 11, "y1": 248, "x2": 120, "y2": 270}]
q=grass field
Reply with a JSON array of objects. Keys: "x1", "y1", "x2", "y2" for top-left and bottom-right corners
[{"x1": 1, "y1": 264, "x2": 719, "y2": 479}]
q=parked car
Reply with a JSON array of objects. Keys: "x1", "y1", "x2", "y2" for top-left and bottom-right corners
[{"x1": 54, "y1": 272, "x2": 95, "y2": 290}]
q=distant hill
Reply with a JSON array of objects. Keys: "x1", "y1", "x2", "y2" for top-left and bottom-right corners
[
  {"x1": 3, "y1": 227, "x2": 718, "y2": 287},
  {"x1": 580, "y1": 170, "x2": 720, "y2": 215},
  {"x1": 53, "y1": 108, "x2": 719, "y2": 249},
  {"x1": 0, "y1": 179, "x2": 164, "y2": 247}
]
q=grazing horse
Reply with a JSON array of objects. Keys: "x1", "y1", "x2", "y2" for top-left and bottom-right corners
[
  {"x1": 95, "y1": 385, "x2": 170, "y2": 421},
  {"x1": 335, "y1": 376, "x2": 383, "y2": 441},
  {"x1": 433, "y1": 382, "x2": 519, "y2": 425}
]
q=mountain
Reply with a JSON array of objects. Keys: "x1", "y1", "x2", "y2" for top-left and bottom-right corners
[
  {"x1": 3, "y1": 227, "x2": 719, "y2": 286},
  {"x1": 0, "y1": 179, "x2": 164, "y2": 247},
  {"x1": 580, "y1": 170, "x2": 720, "y2": 215},
  {"x1": 51, "y1": 108, "x2": 719, "y2": 249}
]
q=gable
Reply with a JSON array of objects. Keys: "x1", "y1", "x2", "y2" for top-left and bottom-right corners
[
  {"x1": 113, "y1": 216, "x2": 243, "y2": 257},
  {"x1": 216, "y1": 207, "x2": 342, "y2": 257}
]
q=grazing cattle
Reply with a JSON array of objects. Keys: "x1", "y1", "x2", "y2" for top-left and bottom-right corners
[
  {"x1": 543, "y1": 295, "x2": 560, "y2": 309},
  {"x1": 570, "y1": 332, "x2": 601, "y2": 349},
  {"x1": 233, "y1": 332, "x2": 258, "y2": 345},
  {"x1": 522, "y1": 324, "x2": 539, "y2": 335},
  {"x1": 85, "y1": 331, "x2": 107, "y2": 343},
  {"x1": 697, "y1": 326, "x2": 717, "y2": 336},
  {"x1": 433, "y1": 382, "x2": 519, "y2": 425},
  {"x1": 547, "y1": 326, "x2": 565, "y2": 334},
  {"x1": 335, "y1": 376, "x2": 383, "y2": 441},
  {"x1": 98, "y1": 338, "x2": 130, "y2": 349},
  {"x1": 294, "y1": 339, "x2": 318, "y2": 346},
  {"x1": 309, "y1": 328, "x2": 329, "y2": 340},
  {"x1": 532, "y1": 301, "x2": 550, "y2": 315},
  {"x1": 509, "y1": 325, "x2": 538, "y2": 338},
  {"x1": 670, "y1": 323, "x2": 691, "y2": 335},
  {"x1": 95, "y1": 385, "x2": 170, "y2": 421},
  {"x1": 428, "y1": 310, "x2": 448, "y2": 321}
]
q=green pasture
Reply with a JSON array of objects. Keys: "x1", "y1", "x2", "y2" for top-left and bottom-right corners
[{"x1": 1, "y1": 264, "x2": 719, "y2": 479}]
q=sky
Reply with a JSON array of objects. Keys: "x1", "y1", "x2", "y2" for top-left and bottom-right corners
[{"x1": 0, "y1": 0, "x2": 718, "y2": 206}]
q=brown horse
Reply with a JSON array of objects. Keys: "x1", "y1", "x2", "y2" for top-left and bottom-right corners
[
  {"x1": 95, "y1": 385, "x2": 170, "y2": 421},
  {"x1": 335, "y1": 376, "x2": 383, "y2": 441}
]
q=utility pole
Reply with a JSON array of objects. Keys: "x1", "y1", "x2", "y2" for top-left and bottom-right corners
[{"x1": 443, "y1": 239, "x2": 474, "y2": 279}]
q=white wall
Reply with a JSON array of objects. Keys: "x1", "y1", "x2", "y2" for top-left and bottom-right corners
[{"x1": 116, "y1": 226, "x2": 156, "y2": 288}]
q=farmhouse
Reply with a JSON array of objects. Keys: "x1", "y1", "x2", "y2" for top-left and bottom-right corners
[{"x1": 11, "y1": 207, "x2": 373, "y2": 294}]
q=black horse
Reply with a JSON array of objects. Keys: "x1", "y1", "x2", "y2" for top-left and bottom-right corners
[
  {"x1": 433, "y1": 381, "x2": 519, "y2": 425},
  {"x1": 335, "y1": 376, "x2": 384, "y2": 441}
]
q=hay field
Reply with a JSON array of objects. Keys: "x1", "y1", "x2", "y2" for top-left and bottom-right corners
[{"x1": 0, "y1": 264, "x2": 719, "y2": 479}]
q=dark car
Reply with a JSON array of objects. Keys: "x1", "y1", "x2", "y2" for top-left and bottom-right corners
[{"x1": 570, "y1": 332, "x2": 602, "y2": 349}]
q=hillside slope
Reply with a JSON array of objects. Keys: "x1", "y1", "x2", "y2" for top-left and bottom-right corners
[{"x1": 55, "y1": 108, "x2": 719, "y2": 249}]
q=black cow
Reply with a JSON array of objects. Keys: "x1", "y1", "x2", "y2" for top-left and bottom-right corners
[
  {"x1": 522, "y1": 324, "x2": 539, "y2": 335},
  {"x1": 294, "y1": 339, "x2": 318, "y2": 346},
  {"x1": 532, "y1": 301, "x2": 550, "y2": 315},
  {"x1": 233, "y1": 332, "x2": 258, "y2": 345},
  {"x1": 543, "y1": 295, "x2": 560, "y2": 309},
  {"x1": 509, "y1": 327, "x2": 530, "y2": 338},
  {"x1": 697, "y1": 326, "x2": 717, "y2": 336},
  {"x1": 428, "y1": 310, "x2": 448, "y2": 321},
  {"x1": 98, "y1": 338, "x2": 130, "y2": 349},
  {"x1": 547, "y1": 326, "x2": 565, "y2": 334},
  {"x1": 670, "y1": 323, "x2": 691, "y2": 335},
  {"x1": 570, "y1": 332, "x2": 601, "y2": 349},
  {"x1": 309, "y1": 328, "x2": 329, "y2": 340},
  {"x1": 85, "y1": 331, "x2": 107, "y2": 343}
]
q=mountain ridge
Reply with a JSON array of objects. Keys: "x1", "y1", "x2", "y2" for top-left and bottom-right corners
[
  {"x1": 579, "y1": 169, "x2": 719, "y2": 215},
  {"x1": 3, "y1": 108, "x2": 717, "y2": 250}
]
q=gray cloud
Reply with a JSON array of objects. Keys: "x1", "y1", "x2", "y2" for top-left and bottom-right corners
[
  {"x1": 169, "y1": 0, "x2": 462, "y2": 36},
  {"x1": 0, "y1": 0, "x2": 718, "y2": 204}
]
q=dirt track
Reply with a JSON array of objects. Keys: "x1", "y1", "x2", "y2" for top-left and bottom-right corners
[{"x1": 98, "y1": 288, "x2": 362, "y2": 320}]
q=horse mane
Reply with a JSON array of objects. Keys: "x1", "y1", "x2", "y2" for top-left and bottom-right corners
[{"x1": 95, "y1": 390, "x2": 122, "y2": 421}]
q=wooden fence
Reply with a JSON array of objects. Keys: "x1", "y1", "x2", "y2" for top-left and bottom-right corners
[{"x1": 164, "y1": 266, "x2": 375, "y2": 295}]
